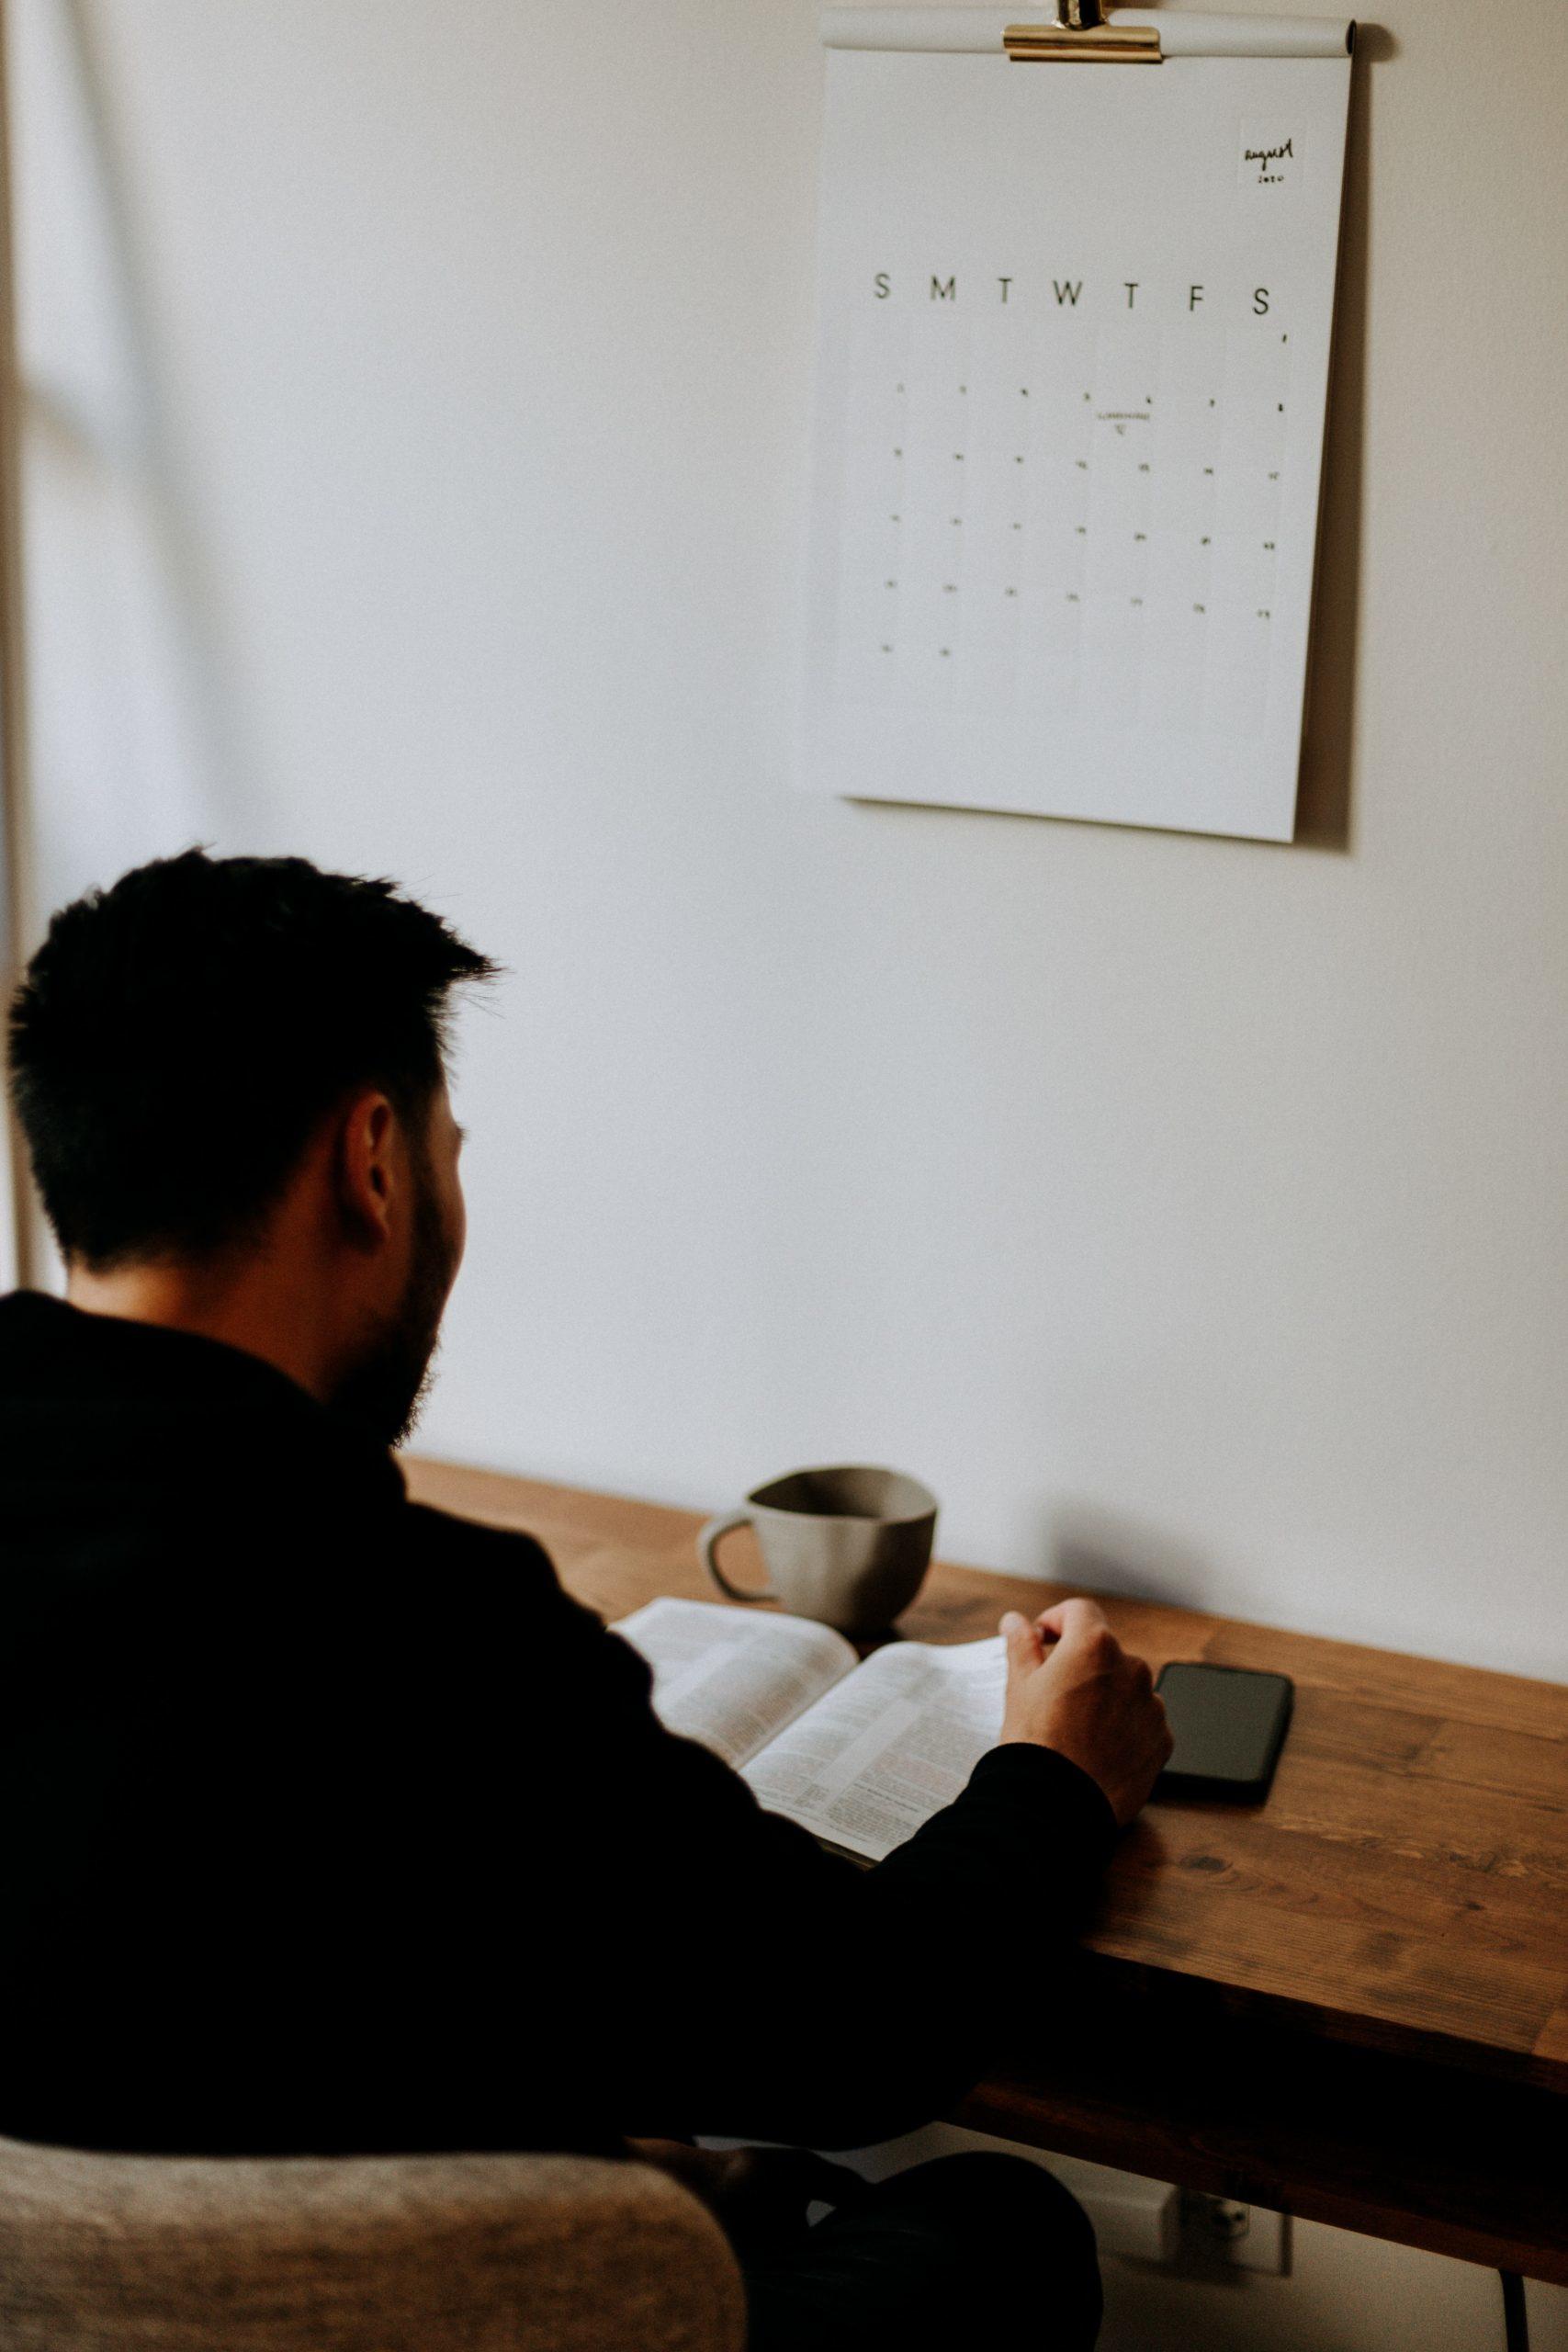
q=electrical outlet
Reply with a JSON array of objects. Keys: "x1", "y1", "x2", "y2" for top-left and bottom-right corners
[{"x1": 1178, "y1": 2191, "x2": 1292, "y2": 2276}]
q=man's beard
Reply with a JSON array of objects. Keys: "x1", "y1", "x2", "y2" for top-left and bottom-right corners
[{"x1": 328, "y1": 1166, "x2": 457, "y2": 1451}]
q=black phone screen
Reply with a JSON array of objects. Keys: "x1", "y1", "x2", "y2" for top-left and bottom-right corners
[{"x1": 1155, "y1": 1661, "x2": 1293, "y2": 1800}]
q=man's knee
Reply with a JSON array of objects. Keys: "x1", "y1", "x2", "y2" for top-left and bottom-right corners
[
  {"x1": 877, "y1": 2152, "x2": 1101, "y2": 2338},
  {"x1": 886, "y1": 2151, "x2": 1090, "y2": 2241},
  {"x1": 742, "y1": 2150, "x2": 1101, "y2": 2352}
]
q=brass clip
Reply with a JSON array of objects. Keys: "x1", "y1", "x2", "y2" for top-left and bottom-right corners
[{"x1": 1004, "y1": 2, "x2": 1161, "y2": 62}]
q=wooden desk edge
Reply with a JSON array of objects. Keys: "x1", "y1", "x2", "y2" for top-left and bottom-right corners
[
  {"x1": 403, "y1": 1456, "x2": 1568, "y2": 1711},
  {"x1": 953, "y1": 2074, "x2": 1568, "y2": 2286}
]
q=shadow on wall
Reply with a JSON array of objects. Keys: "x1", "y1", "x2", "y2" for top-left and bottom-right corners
[
  {"x1": 1046, "y1": 1504, "x2": 1220, "y2": 1615},
  {"x1": 1295, "y1": 24, "x2": 1398, "y2": 852}
]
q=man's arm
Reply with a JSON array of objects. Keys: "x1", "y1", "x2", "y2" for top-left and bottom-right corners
[{"x1": 414, "y1": 1518, "x2": 1167, "y2": 2152}]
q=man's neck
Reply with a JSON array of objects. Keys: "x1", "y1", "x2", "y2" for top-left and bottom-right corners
[{"x1": 66, "y1": 1253, "x2": 336, "y2": 1408}]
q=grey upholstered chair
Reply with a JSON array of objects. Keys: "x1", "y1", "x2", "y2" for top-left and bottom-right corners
[{"x1": 0, "y1": 2136, "x2": 747, "y2": 2352}]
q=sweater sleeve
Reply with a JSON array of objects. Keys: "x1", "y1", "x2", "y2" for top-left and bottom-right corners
[{"x1": 460, "y1": 1540, "x2": 1120, "y2": 2150}]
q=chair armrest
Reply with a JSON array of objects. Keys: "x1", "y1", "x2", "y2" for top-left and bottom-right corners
[{"x1": 0, "y1": 2139, "x2": 747, "y2": 2352}]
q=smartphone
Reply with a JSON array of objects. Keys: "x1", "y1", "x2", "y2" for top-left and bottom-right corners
[{"x1": 1155, "y1": 1661, "x2": 1293, "y2": 1802}]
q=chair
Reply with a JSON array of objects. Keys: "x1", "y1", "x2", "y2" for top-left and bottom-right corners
[{"x1": 0, "y1": 2135, "x2": 747, "y2": 2352}]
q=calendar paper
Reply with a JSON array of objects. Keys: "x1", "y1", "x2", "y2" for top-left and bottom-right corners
[{"x1": 799, "y1": 32, "x2": 1353, "y2": 841}]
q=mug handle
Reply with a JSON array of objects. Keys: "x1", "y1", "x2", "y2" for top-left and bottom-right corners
[{"x1": 699, "y1": 1510, "x2": 775, "y2": 1603}]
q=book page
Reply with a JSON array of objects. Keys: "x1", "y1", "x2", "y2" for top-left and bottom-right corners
[
  {"x1": 615, "y1": 1597, "x2": 858, "y2": 1770},
  {"x1": 741, "y1": 1635, "x2": 1007, "y2": 1862}
]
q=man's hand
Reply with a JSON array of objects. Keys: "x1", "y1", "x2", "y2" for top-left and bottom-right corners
[{"x1": 998, "y1": 1597, "x2": 1172, "y2": 1827}]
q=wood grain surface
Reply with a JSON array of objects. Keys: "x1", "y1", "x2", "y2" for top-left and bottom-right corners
[{"x1": 404, "y1": 1459, "x2": 1568, "y2": 2279}]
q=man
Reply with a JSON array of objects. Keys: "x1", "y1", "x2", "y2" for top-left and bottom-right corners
[{"x1": 1, "y1": 849, "x2": 1171, "y2": 2350}]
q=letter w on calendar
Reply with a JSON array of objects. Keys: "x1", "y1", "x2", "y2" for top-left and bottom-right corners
[{"x1": 798, "y1": 32, "x2": 1352, "y2": 841}]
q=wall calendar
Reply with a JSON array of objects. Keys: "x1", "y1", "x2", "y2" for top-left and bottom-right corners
[{"x1": 799, "y1": 9, "x2": 1355, "y2": 841}]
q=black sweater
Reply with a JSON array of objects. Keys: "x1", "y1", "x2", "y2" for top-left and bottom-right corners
[{"x1": 0, "y1": 1290, "x2": 1116, "y2": 2158}]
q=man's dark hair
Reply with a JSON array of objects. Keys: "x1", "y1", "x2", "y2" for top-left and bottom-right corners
[{"x1": 7, "y1": 849, "x2": 497, "y2": 1268}]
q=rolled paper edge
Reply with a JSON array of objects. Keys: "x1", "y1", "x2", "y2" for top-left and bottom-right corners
[{"x1": 820, "y1": 9, "x2": 1355, "y2": 59}]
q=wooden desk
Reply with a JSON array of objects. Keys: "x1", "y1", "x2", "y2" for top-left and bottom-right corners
[{"x1": 406, "y1": 1458, "x2": 1568, "y2": 2285}]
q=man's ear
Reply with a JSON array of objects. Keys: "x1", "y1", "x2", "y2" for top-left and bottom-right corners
[{"x1": 334, "y1": 1090, "x2": 400, "y2": 1250}]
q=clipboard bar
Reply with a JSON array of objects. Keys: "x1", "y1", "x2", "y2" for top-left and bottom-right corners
[
  {"x1": 1004, "y1": 3, "x2": 1161, "y2": 61},
  {"x1": 820, "y1": 13, "x2": 1355, "y2": 61}
]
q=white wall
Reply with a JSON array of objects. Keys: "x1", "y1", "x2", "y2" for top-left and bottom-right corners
[{"x1": 17, "y1": 0, "x2": 1568, "y2": 1690}]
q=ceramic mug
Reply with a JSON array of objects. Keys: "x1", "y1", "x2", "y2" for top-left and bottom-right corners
[{"x1": 698, "y1": 1464, "x2": 938, "y2": 1637}]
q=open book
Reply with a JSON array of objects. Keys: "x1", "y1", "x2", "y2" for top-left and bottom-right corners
[{"x1": 616, "y1": 1596, "x2": 1007, "y2": 1865}]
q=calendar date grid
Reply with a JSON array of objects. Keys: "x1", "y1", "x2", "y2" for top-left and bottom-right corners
[{"x1": 833, "y1": 284, "x2": 1295, "y2": 740}]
